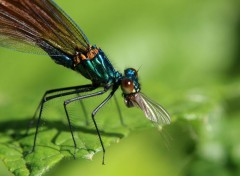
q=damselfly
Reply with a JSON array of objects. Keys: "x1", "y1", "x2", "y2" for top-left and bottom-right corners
[{"x1": 0, "y1": 0, "x2": 170, "y2": 164}]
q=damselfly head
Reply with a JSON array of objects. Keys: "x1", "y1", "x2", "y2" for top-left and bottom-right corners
[
  {"x1": 121, "y1": 68, "x2": 171, "y2": 126},
  {"x1": 121, "y1": 68, "x2": 140, "y2": 95}
]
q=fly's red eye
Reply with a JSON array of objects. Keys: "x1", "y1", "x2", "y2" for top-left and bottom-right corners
[{"x1": 121, "y1": 78, "x2": 134, "y2": 94}]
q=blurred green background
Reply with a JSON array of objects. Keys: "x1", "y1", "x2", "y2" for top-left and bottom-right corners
[{"x1": 0, "y1": 0, "x2": 240, "y2": 175}]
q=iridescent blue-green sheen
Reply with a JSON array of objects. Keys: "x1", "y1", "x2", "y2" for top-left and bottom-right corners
[
  {"x1": 75, "y1": 49, "x2": 120, "y2": 85},
  {"x1": 47, "y1": 43, "x2": 121, "y2": 86}
]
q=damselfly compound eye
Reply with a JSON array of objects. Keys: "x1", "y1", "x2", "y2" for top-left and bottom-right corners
[{"x1": 121, "y1": 78, "x2": 134, "y2": 94}]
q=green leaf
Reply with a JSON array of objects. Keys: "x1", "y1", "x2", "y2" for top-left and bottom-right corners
[
  {"x1": 0, "y1": 0, "x2": 239, "y2": 175},
  {"x1": 0, "y1": 86, "x2": 156, "y2": 176},
  {"x1": 0, "y1": 104, "x2": 149, "y2": 176}
]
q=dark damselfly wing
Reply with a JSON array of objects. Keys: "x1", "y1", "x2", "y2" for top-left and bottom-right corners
[{"x1": 0, "y1": 0, "x2": 90, "y2": 56}]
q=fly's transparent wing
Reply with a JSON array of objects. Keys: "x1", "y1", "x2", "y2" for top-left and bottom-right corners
[
  {"x1": 133, "y1": 92, "x2": 171, "y2": 126},
  {"x1": 0, "y1": 0, "x2": 90, "y2": 56}
]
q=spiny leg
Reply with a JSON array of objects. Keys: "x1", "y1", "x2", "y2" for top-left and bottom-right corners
[
  {"x1": 91, "y1": 88, "x2": 119, "y2": 165},
  {"x1": 31, "y1": 84, "x2": 97, "y2": 153},
  {"x1": 63, "y1": 87, "x2": 110, "y2": 159},
  {"x1": 26, "y1": 84, "x2": 93, "y2": 135}
]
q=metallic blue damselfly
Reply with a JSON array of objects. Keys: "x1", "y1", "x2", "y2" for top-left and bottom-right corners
[{"x1": 0, "y1": 0, "x2": 171, "y2": 164}]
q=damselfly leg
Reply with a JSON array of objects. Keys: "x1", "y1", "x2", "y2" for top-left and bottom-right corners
[
  {"x1": 64, "y1": 85, "x2": 118, "y2": 164},
  {"x1": 31, "y1": 84, "x2": 97, "y2": 153},
  {"x1": 29, "y1": 83, "x2": 125, "y2": 163},
  {"x1": 26, "y1": 84, "x2": 95, "y2": 134}
]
